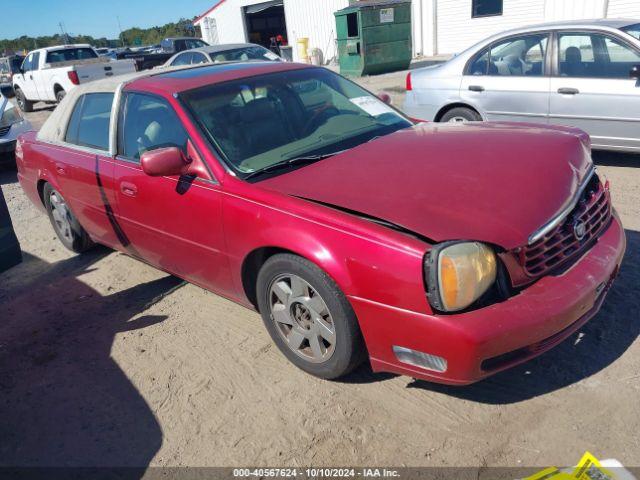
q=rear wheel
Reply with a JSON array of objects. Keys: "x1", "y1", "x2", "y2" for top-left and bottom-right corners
[
  {"x1": 440, "y1": 107, "x2": 482, "y2": 123},
  {"x1": 55, "y1": 89, "x2": 66, "y2": 103},
  {"x1": 257, "y1": 254, "x2": 365, "y2": 379},
  {"x1": 43, "y1": 183, "x2": 94, "y2": 253},
  {"x1": 14, "y1": 87, "x2": 34, "y2": 113}
]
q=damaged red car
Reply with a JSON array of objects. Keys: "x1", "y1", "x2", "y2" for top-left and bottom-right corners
[{"x1": 16, "y1": 62, "x2": 626, "y2": 384}]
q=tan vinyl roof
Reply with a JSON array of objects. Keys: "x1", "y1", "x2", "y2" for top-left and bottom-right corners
[{"x1": 37, "y1": 67, "x2": 187, "y2": 144}]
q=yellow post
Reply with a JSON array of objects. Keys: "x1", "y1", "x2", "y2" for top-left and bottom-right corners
[{"x1": 296, "y1": 38, "x2": 310, "y2": 63}]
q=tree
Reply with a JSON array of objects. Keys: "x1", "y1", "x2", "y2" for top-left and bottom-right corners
[{"x1": 0, "y1": 17, "x2": 202, "y2": 54}]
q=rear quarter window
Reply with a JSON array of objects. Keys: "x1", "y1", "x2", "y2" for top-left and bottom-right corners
[
  {"x1": 65, "y1": 93, "x2": 114, "y2": 151},
  {"x1": 46, "y1": 48, "x2": 98, "y2": 64}
]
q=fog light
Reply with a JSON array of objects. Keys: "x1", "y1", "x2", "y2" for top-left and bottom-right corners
[{"x1": 393, "y1": 346, "x2": 447, "y2": 373}]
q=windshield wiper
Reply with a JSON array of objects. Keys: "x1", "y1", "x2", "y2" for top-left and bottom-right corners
[{"x1": 243, "y1": 150, "x2": 346, "y2": 180}]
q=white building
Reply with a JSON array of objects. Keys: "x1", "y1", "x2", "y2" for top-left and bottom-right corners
[{"x1": 194, "y1": 0, "x2": 640, "y2": 63}]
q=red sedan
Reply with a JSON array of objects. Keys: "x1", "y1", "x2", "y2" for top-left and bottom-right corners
[{"x1": 16, "y1": 62, "x2": 625, "y2": 384}]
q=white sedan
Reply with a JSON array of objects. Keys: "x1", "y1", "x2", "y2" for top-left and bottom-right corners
[
  {"x1": 162, "y1": 43, "x2": 281, "y2": 68},
  {"x1": 404, "y1": 19, "x2": 640, "y2": 153}
]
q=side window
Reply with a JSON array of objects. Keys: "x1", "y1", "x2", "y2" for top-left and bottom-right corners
[
  {"x1": 487, "y1": 34, "x2": 547, "y2": 76},
  {"x1": 65, "y1": 93, "x2": 114, "y2": 150},
  {"x1": 603, "y1": 36, "x2": 640, "y2": 78},
  {"x1": 558, "y1": 34, "x2": 594, "y2": 78},
  {"x1": 118, "y1": 93, "x2": 188, "y2": 161},
  {"x1": 172, "y1": 52, "x2": 193, "y2": 66},
  {"x1": 191, "y1": 52, "x2": 208, "y2": 65},
  {"x1": 22, "y1": 54, "x2": 33, "y2": 72},
  {"x1": 30, "y1": 52, "x2": 40, "y2": 71},
  {"x1": 468, "y1": 48, "x2": 489, "y2": 75},
  {"x1": 558, "y1": 33, "x2": 640, "y2": 78}
]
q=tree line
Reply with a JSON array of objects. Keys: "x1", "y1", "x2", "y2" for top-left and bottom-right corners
[{"x1": 1, "y1": 19, "x2": 201, "y2": 55}]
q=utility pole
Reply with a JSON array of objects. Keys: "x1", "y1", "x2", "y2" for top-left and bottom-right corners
[
  {"x1": 117, "y1": 16, "x2": 125, "y2": 47},
  {"x1": 58, "y1": 21, "x2": 70, "y2": 44}
]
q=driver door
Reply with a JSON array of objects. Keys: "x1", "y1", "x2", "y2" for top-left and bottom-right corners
[
  {"x1": 20, "y1": 53, "x2": 41, "y2": 100},
  {"x1": 460, "y1": 33, "x2": 551, "y2": 124},
  {"x1": 112, "y1": 91, "x2": 232, "y2": 294}
]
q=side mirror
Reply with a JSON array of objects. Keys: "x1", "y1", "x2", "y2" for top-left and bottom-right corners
[
  {"x1": 630, "y1": 65, "x2": 640, "y2": 80},
  {"x1": 377, "y1": 92, "x2": 392, "y2": 105},
  {"x1": 140, "y1": 147, "x2": 190, "y2": 177}
]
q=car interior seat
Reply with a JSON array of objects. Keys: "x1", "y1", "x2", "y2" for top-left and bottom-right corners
[
  {"x1": 239, "y1": 97, "x2": 294, "y2": 157},
  {"x1": 563, "y1": 46, "x2": 584, "y2": 76}
]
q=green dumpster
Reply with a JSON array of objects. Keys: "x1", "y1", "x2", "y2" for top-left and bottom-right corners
[{"x1": 334, "y1": 0, "x2": 412, "y2": 77}]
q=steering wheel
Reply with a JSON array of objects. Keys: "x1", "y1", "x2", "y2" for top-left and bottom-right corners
[{"x1": 303, "y1": 105, "x2": 340, "y2": 136}]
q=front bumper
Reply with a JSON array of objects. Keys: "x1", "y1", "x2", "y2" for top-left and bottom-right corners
[
  {"x1": 350, "y1": 213, "x2": 626, "y2": 385},
  {"x1": 0, "y1": 120, "x2": 32, "y2": 159},
  {"x1": 0, "y1": 139, "x2": 16, "y2": 154}
]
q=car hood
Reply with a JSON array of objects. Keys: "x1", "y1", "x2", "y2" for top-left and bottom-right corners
[{"x1": 259, "y1": 122, "x2": 593, "y2": 249}]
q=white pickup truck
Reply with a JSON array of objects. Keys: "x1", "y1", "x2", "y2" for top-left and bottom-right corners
[{"x1": 12, "y1": 44, "x2": 136, "y2": 112}]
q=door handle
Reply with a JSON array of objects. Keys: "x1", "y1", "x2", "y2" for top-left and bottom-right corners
[
  {"x1": 55, "y1": 163, "x2": 66, "y2": 175},
  {"x1": 558, "y1": 87, "x2": 580, "y2": 95},
  {"x1": 120, "y1": 182, "x2": 138, "y2": 197},
  {"x1": 468, "y1": 85, "x2": 485, "y2": 92}
]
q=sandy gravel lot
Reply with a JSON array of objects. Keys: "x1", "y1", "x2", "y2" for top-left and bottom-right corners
[{"x1": 0, "y1": 75, "x2": 639, "y2": 473}]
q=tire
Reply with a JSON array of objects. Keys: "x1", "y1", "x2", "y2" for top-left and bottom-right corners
[
  {"x1": 440, "y1": 107, "x2": 482, "y2": 123},
  {"x1": 55, "y1": 89, "x2": 66, "y2": 103},
  {"x1": 14, "y1": 87, "x2": 34, "y2": 113},
  {"x1": 257, "y1": 254, "x2": 365, "y2": 380},
  {"x1": 43, "y1": 183, "x2": 94, "y2": 254}
]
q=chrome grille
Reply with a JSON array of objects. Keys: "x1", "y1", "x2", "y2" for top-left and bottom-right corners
[
  {"x1": 519, "y1": 175, "x2": 611, "y2": 277},
  {"x1": 0, "y1": 125, "x2": 10, "y2": 137}
]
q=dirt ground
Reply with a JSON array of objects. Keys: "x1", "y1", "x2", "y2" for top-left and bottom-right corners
[{"x1": 1, "y1": 74, "x2": 639, "y2": 472}]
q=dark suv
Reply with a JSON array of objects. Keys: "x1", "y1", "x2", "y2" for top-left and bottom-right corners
[
  {"x1": 0, "y1": 55, "x2": 25, "y2": 97},
  {"x1": 160, "y1": 37, "x2": 209, "y2": 54}
]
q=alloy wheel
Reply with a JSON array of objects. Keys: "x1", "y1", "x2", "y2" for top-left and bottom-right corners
[
  {"x1": 49, "y1": 191, "x2": 73, "y2": 243},
  {"x1": 268, "y1": 274, "x2": 336, "y2": 363},
  {"x1": 448, "y1": 116, "x2": 468, "y2": 123}
]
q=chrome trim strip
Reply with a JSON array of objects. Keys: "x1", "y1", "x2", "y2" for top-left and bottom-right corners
[{"x1": 527, "y1": 164, "x2": 596, "y2": 245}]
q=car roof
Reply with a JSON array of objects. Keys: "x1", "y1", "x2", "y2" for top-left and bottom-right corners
[
  {"x1": 127, "y1": 61, "x2": 312, "y2": 94},
  {"x1": 487, "y1": 18, "x2": 639, "y2": 37},
  {"x1": 37, "y1": 62, "x2": 316, "y2": 147},
  {"x1": 164, "y1": 37, "x2": 202, "y2": 41},
  {"x1": 51, "y1": 61, "x2": 310, "y2": 98},
  {"x1": 192, "y1": 43, "x2": 265, "y2": 54}
]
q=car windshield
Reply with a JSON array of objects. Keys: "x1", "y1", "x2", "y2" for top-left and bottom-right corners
[
  {"x1": 210, "y1": 46, "x2": 280, "y2": 62},
  {"x1": 46, "y1": 48, "x2": 98, "y2": 63},
  {"x1": 621, "y1": 23, "x2": 640, "y2": 41},
  {"x1": 181, "y1": 68, "x2": 411, "y2": 178}
]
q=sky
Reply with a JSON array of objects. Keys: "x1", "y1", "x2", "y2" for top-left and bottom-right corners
[{"x1": 2, "y1": 0, "x2": 221, "y2": 40}]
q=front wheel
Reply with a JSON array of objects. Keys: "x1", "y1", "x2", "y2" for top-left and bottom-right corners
[
  {"x1": 14, "y1": 87, "x2": 34, "y2": 113},
  {"x1": 257, "y1": 254, "x2": 365, "y2": 379},
  {"x1": 43, "y1": 183, "x2": 94, "y2": 253}
]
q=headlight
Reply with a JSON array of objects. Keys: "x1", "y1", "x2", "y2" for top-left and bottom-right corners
[{"x1": 425, "y1": 241, "x2": 497, "y2": 312}]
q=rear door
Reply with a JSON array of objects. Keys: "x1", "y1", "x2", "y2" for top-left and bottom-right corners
[
  {"x1": 549, "y1": 30, "x2": 640, "y2": 151},
  {"x1": 52, "y1": 92, "x2": 120, "y2": 247},
  {"x1": 112, "y1": 91, "x2": 230, "y2": 290},
  {"x1": 460, "y1": 32, "x2": 551, "y2": 123}
]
